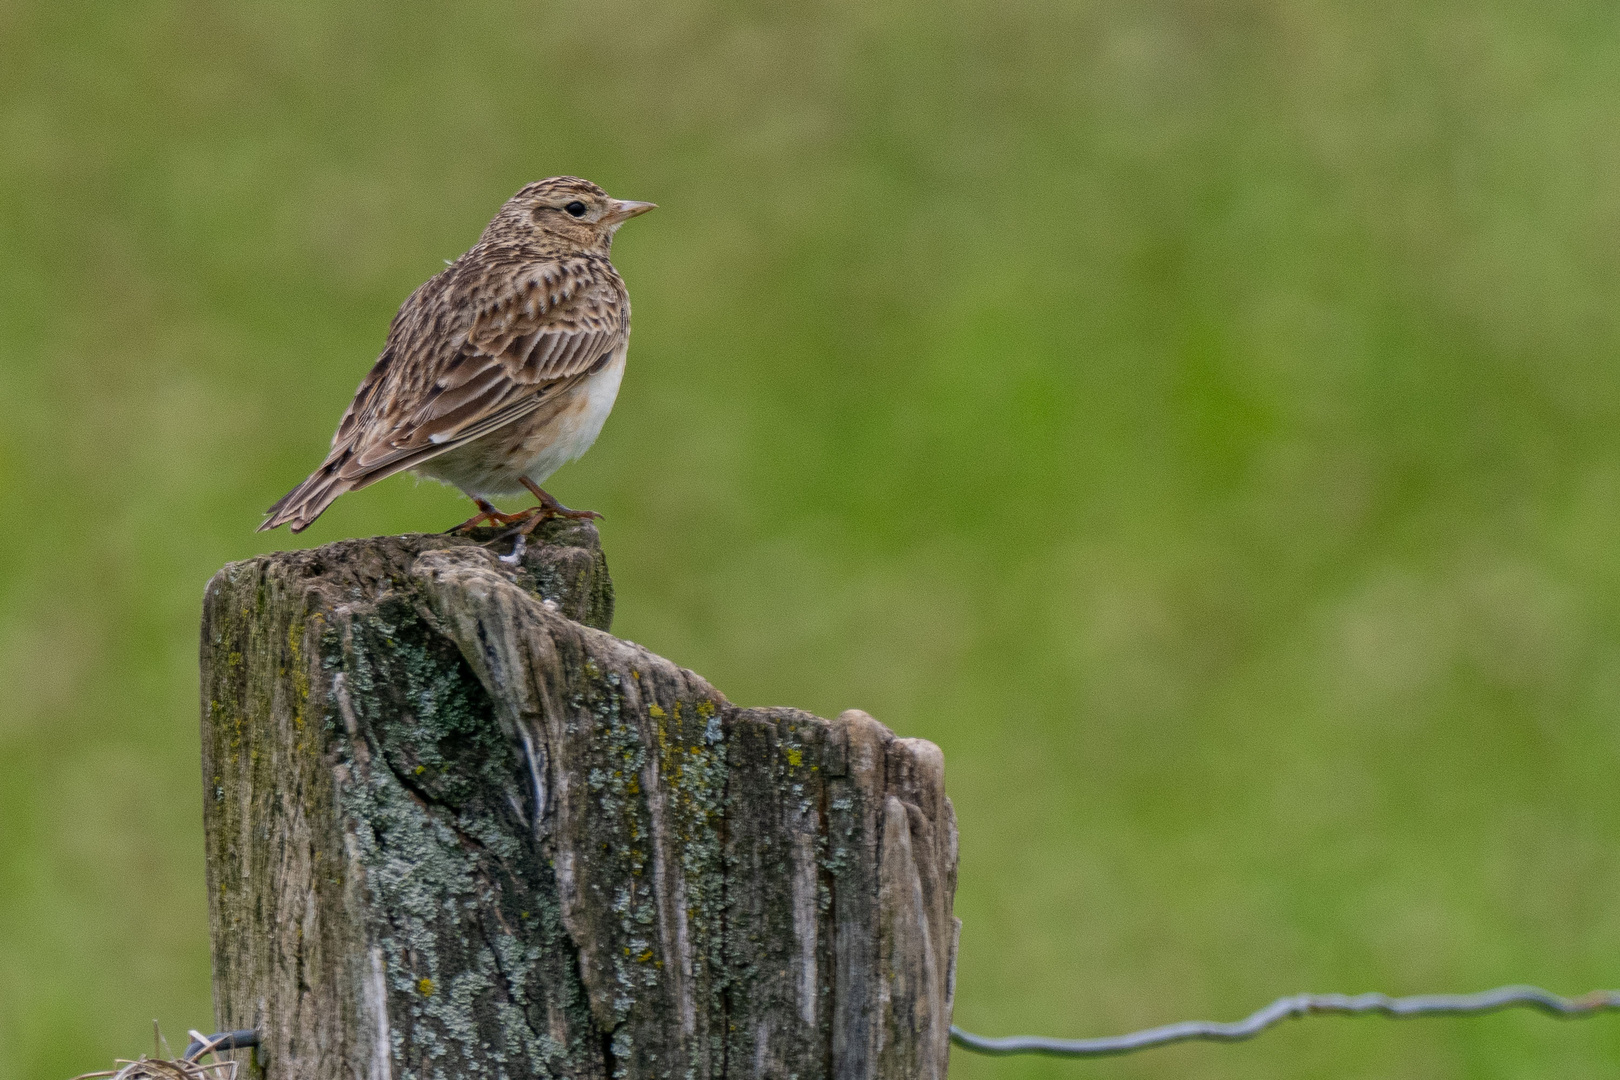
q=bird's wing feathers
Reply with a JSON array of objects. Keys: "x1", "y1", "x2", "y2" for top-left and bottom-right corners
[{"x1": 335, "y1": 255, "x2": 626, "y2": 477}]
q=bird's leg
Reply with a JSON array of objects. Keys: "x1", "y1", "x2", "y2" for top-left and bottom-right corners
[
  {"x1": 518, "y1": 477, "x2": 603, "y2": 528},
  {"x1": 450, "y1": 497, "x2": 538, "y2": 534}
]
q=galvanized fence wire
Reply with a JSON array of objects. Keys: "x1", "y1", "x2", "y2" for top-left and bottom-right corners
[
  {"x1": 170, "y1": 986, "x2": 1620, "y2": 1066},
  {"x1": 950, "y1": 985, "x2": 1620, "y2": 1058}
]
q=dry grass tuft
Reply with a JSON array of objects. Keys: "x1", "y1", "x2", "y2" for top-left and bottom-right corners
[{"x1": 70, "y1": 1028, "x2": 240, "y2": 1080}]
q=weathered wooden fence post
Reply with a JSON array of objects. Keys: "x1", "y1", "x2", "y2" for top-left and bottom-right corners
[{"x1": 199, "y1": 522, "x2": 959, "y2": 1079}]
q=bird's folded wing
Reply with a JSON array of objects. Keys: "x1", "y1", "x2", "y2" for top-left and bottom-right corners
[{"x1": 338, "y1": 305, "x2": 623, "y2": 478}]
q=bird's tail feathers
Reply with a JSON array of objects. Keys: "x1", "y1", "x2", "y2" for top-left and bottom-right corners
[
  {"x1": 259, "y1": 442, "x2": 458, "y2": 532},
  {"x1": 259, "y1": 458, "x2": 357, "y2": 533}
]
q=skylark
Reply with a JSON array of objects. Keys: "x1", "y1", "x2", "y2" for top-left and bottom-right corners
[{"x1": 260, "y1": 177, "x2": 655, "y2": 533}]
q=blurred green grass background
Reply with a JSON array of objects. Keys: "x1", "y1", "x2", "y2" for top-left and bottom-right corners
[{"x1": 5, "y1": 1, "x2": 1620, "y2": 1076}]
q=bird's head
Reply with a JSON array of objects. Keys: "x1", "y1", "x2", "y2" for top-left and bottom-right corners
[{"x1": 485, "y1": 177, "x2": 656, "y2": 254}]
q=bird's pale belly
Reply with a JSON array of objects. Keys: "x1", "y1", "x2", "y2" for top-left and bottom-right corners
[{"x1": 415, "y1": 347, "x2": 627, "y2": 497}]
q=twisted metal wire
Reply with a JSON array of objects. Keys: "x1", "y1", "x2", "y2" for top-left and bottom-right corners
[
  {"x1": 950, "y1": 985, "x2": 1620, "y2": 1058},
  {"x1": 177, "y1": 987, "x2": 1620, "y2": 1064},
  {"x1": 180, "y1": 1032, "x2": 258, "y2": 1062}
]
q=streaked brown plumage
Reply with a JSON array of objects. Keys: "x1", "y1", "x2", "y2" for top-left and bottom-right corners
[{"x1": 261, "y1": 177, "x2": 654, "y2": 533}]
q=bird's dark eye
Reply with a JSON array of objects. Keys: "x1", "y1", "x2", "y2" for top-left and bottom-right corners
[{"x1": 564, "y1": 201, "x2": 587, "y2": 218}]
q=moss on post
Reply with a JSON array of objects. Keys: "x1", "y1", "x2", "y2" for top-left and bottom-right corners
[{"x1": 200, "y1": 522, "x2": 958, "y2": 1079}]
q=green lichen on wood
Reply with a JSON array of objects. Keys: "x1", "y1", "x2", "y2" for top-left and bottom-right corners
[{"x1": 326, "y1": 594, "x2": 600, "y2": 1077}]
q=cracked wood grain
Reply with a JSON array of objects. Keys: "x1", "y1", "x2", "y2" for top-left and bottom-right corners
[{"x1": 200, "y1": 522, "x2": 958, "y2": 1079}]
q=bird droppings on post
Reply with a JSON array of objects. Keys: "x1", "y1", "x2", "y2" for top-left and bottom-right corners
[{"x1": 498, "y1": 533, "x2": 526, "y2": 565}]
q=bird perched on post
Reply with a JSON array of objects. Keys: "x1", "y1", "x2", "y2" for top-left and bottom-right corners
[{"x1": 260, "y1": 177, "x2": 655, "y2": 534}]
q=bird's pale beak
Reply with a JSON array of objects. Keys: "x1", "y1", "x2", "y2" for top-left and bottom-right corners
[{"x1": 603, "y1": 199, "x2": 657, "y2": 225}]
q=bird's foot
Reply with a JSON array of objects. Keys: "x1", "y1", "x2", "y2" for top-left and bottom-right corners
[
  {"x1": 456, "y1": 487, "x2": 602, "y2": 539},
  {"x1": 544, "y1": 505, "x2": 604, "y2": 522},
  {"x1": 510, "y1": 503, "x2": 600, "y2": 537},
  {"x1": 450, "y1": 499, "x2": 538, "y2": 535},
  {"x1": 517, "y1": 479, "x2": 603, "y2": 525}
]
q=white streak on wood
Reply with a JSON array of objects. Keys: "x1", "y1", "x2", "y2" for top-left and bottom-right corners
[
  {"x1": 366, "y1": 947, "x2": 393, "y2": 1080},
  {"x1": 791, "y1": 830, "x2": 819, "y2": 1026}
]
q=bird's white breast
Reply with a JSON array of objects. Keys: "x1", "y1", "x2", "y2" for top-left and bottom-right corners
[
  {"x1": 522, "y1": 345, "x2": 627, "y2": 484},
  {"x1": 412, "y1": 345, "x2": 629, "y2": 498}
]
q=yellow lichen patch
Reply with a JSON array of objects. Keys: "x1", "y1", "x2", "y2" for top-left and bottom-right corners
[
  {"x1": 285, "y1": 620, "x2": 311, "y2": 729},
  {"x1": 418, "y1": 977, "x2": 435, "y2": 996},
  {"x1": 785, "y1": 747, "x2": 803, "y2": 767}
]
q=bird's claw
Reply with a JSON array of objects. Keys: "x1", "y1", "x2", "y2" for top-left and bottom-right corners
[{"x1": 449, "y1": 509, "x2": 533, "y2": 535}]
